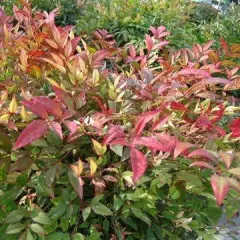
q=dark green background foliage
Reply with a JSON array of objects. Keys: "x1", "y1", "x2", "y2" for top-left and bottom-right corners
[{"x1": 1, "y1": 0, "x2": 239, "y2": 48}]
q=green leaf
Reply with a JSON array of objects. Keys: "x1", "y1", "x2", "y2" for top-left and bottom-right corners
[
  {"x1": 169, "y1": 180, "x2": 186, "y2": 200},
  {"x1": 130, "y1": 207, "x2": 151, "y2": 226},
  {"x1": 30, "y1": 223, "x2": 45, "y2": 235},
  {"x1": 0, "y1": 128, "x2": 12, "y2": 152},
  {"x1": 103, "y1": 218, "x2": 110, "y2": 232},
  {"x1": 72, "y1": 233, "x2": 85, "y2": 240},
  {"x1": 6, "y1": 223, "x2": 25, "y2": 234},
  {"x1": 60, "y1": 219, "x2": 69, "y2": 232},
  {"x1": 113, "y1": 197, "x2": 123, "y2": 211},
  {"x1": 91, "y1": 194, "x2": 104, "y2": 205},
  {"x1": 46, "y1": 232, "x2": 66, "y2": 240},
  {"x1": 32, "y1": 211, "x2": 51, "y2": 225},
  {"x1": 92, "y1": 203, "x2": 113, "y2": 216},
  {"x1": 45, "y1": 166, "x2": 56, "y2": 187},
  {"x1": 49, "y1": 203, "x2": 67, "y2": 219},
  {"x1": 147, "y1": 228, "x2": 156, "y2": 240},
  {"x1": 4, "y1": 209, "x2": 27, "y2": 224},
  {"x1": 82, "y1": 207, "x2": 91, "y2": 222},
  {"x1": 19, "y1": 229, "x2": 34, "y2": 240},
  {"x1": 110, "y1": 145, "x2": 123, "y2": 157}
]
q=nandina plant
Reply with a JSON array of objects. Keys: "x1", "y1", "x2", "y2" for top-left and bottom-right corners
[{"x1": 0, "y1": 2, "x2": 240, "y2": 239}]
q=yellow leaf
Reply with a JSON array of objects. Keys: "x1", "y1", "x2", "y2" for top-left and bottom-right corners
[
  {"x1": 46, "y1": 77, "x2": 60, "y2": 87},
  {"x1": 9, "y1": 97, "x2": 18, "y2": 113},
  {"x1": 1, "y1": 91, "x2": 8, "y2": 102},
  {"x1": 90, "y1": 158, "x2": 97, "y2": 176},
  {"x1": 20, "y1": 106, "x2": 30, "y2": 122},
  {"x1": 77, "y1": 160, "x2": 84, "y2": 175},
  {"x1": 92, "y1": 139, "x2": 107, "y2": 156},
  {"x1": 222, "y1": 60, "x2": 239, "y2": 67},
  {"x1": 92, "y1": 69, "x2": 100, "y2": 86},
  {"x1": 0, "y1": 113, "x2": 10, "y2": 123},
  {"x1": 71, "y1": 159, "x2": 84, "y2": 177}
]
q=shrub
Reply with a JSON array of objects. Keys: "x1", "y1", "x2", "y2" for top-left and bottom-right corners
[
  {"x1": 0, "y1": 3, "x2": 240, "y2": 239},
  {"x1": 190, "y1": 2, "x2": 219, "y2": 24}
]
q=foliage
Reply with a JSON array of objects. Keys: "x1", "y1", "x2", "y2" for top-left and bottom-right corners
[
  {"x1": 0, "y1": 0, "x2": 81, "y2": 25},
  {"x1": 195, "y1": 5, "x2": 240, "y2": 45},
  {"x1": 190, "y1": 2, "x2": 219, "y2": 24},
  {"x1": 1, "y1": 0, "x2": 239, "y2": 49},
  {"x1": 0, "y1": 2, "x2": 240, "y2": 239}
]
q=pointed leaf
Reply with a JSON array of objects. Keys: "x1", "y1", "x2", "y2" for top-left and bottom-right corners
[
  {"x1": 174, "y1": 142, "x2": 194, "y2": 159},
  {"x1": 32, "y1": 212, "x2": 51, "y2": 225},
  {"x1": 230, "y1": 118, "x2": 240, "y2": 138},
  {"x1": 50, "y1": 121, "x2": 63, "y2": 140},
  {"x1": 188, "y1": 149, "x2": 217, "y2": 163},
  {"x1": 228, "y1": 168, "x2": 240, "y2": 178},
  {"x1": 6, "y1": 223, "x2": 25, "y2": 234},
  {"x1": 90, "y1": 158, "x2": 97, "y2": 176},
  {"x1": 131, "y1": 148, "x2": 147, "y2": 183},
  {"x1": 228, "y1": 178, "x2": 240, "y2": 193},
  {"x1": 134, "y1": 110, "x2": 159, "y2": 137},
  {"x1": 30, "y1": 223, "x2": 45, "y2": 235},
  {"x1": 13, "y1": 120, "x2": 48, "y2": 149},
  {"x1": 33, "y1": 96, "x2": 62, "y2": 118},
  {"x1": 190, "y1": 161, "x2": 214, "y2": 170},
  {"x1": 131, "y1": 207, "x2": 151, "y2": 226},
  {"x1": 22, "y1": 100, "x2": 48, "y2": 119},
  {"x1": 211, "y1": 175, "x2": 230, "y2": 206},
  {"x1": 92, "y1": 202, "x2": 113, "y2": 216},
  {"x1": 219, "y1": 151, "x2": 234, "y2": 169}
]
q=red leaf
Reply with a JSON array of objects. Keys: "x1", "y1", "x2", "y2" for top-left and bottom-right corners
[
  {"x1": 170, "y1": 102, "x2": 187, "y2": 111},
  {"x1": 145, "y1": 35, "x2": 153, "y2": 52},
  {"x1": 33, "y1": 96, "x2": 62, "y2": 118},
  {"x1": 203, "y1": 40, "x2": 214, "y2": 52},
  {"x1": 131, "y1": 148, "x2": 147, "y2": 183},
  {"x1": 133, "y1": 134, "x2": 176, "y2": 152},
  {"x1": 7, "y1": 120, "x2": 17, "y2": 131},
  {"x1": 211, "y1": 103, "x2": 224, "y2": 123},
  {"x1": 13, "y1": 120, "x2": 48, "y2": 150},
  {"x1": 174, "y1": 142, "x2": 194, "y2": 159},
  {"x1": 63, "y1": 120, "x2": 78, "y2": 134},
  {"x1": 201, "y1": 78, "x2": 230, "y2": 85},
  {"x1": 129, "y1": 45, "x2": 136, "y2": 59},
  {"x1": 230, "y1": 118, "x2": 240, "y2": 138},
  {"x1": 134, "y1": 110, "x2": 159, "y2": 137},
  {"x1": 190, "y1": 161, "x2": 214, "y2": 170},
  {"x1": 179, "y1": 68, "x2": 211, "y2": 78},
  {"x1": 50, "y1": 121, "x2": 63, "y2": 140},
  {"x1": 152, "y1": 116, "x2": 169, "y2": 131},
  {"x1": 220, "y1": 38, "x2": 229, "y2": 55},
  {"x1": 103, "y1": 125, "x2": 126, "y2": 145},
  {"x1": 52, "y1": 86, "x2": 74, "y2": 110},
  {"x1": 132, "y1": 136, "x2": 166, "y2": 151},
  {"x1": 92, "y1": 96, "x2": 111, "y2": 114},
  {"x1": 71, "y1": 36, "x2": 81, "y2": 51},
  {"x1": 214, "y1": 126, "x2": 226, "y2": 137},
  {"x1": 196, "y1": 114, "x2": 212, "y2": 128},
  {"x1": 219, "y1": 151, "x2": 234, "y2": 169},
  {"x1": 188, "y1": 149, "x2": 217, "y2": 163},
  {"x1": 211, "y1": 175, "x2": 230, "y2": 206},
  {"x1": 22, "y1": 100, "x2": 48, "y2": 119},
  {"x1": 110, "y1": 138, "x2": 129, "y2": 146}
]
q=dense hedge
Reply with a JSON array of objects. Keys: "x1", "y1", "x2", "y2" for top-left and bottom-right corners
[
  {"x1": 0, "y1": 1, "x2": 240, "y2": 240},
  {"x1": 1, "y1": 0, "x2": 240, "y2": 48}
]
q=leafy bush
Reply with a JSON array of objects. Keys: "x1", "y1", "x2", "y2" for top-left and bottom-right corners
[
  {"x1": 196, "y1": 4, "x2": 240, "y2": 45},
  {"x1": 0, "y1": 0, "x2": 81, "y2": 25},
  {"x1": 0, "y1": 3, "x2": 240, "y2": 240},
  {"x1": 190, "y1": 2, "x2": 219, "y2": 24}
]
